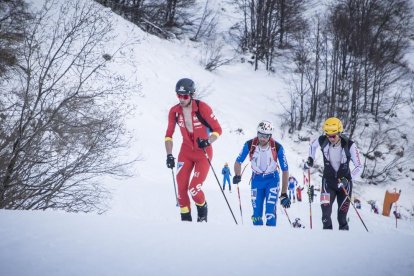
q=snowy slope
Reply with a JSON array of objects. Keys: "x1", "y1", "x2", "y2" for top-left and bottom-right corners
[
  {"x1": 1, "y1": 208, "x2": 413, "y2": 276},
  {"x1": 1, "y1": 1, "x2": 414, "y2": 275}
]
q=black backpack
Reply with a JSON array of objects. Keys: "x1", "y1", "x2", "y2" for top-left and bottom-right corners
[
  {"x1": 318, "y1": 134, "x2": 352, "y2": 159},
  {"x1": 175, "y1": 99, "x2": 212, "y2": 130}
]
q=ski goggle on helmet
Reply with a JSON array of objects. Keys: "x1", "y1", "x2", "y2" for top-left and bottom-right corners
[
  {"x1": 257, "y1": 120, "x2": 274, "y2": 138},
  {"x1": 323, "y1": 117, "x2": 343, "y2": 135}
]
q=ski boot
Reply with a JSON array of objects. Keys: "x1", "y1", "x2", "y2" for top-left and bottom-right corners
[
  {"x1": 181, "y1": 212, "x2": 192, "y2": 222},
  {"x1": 196, "y1": 202, "x2": 208, "y2": 222}
]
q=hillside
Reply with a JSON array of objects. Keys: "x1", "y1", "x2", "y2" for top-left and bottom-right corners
[{"x1": 1, "y1": 0, "x2": 414, "y2": 275}]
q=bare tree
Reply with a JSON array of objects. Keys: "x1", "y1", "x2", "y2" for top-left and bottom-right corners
[
  {"x1": 306, "y1": 15, "x2": 323, "y2": 124},
  {"x1": 291, "y1": 27, "x2": 312, "y2": 131},
  {"x1": 0, "y1": 0, "x2": 139, "y2": 212},
  {"x1": 0, "y1": 0, "x2": 31, "y2": 77},
  {"x1": 280, "y1": 82, "x2": 299, "y2": 134},
  {"x1": 326, "y1": 0, "x2": 412, "y2": 129},
  {"x1": 191, "y1": 0, "x2": 218, "y2": 42},
  {"x1": 283, "y1": 0, "x2": 414, "y2": 185},
  {"x1": 165, "y1": 0, "x2": 179, "y2": 27},
  {"x1": 359, "y1": 125, "x2": 406, "y2": 184},
  {"x1": 199, "y1": 39, "x2": 233, "y2": 72},
  {"x1": 409, "y1": 78, "x2": 414, "y2": 113},
  {"x1": 231, "y1": 0, "x2": 307, "y2": 71},
  {"x1": 277, "y1": 0, "x2": 308, "y2": 48},
  {"x1": 95, "y1": 0, "x2": 195, "y2": 38}
]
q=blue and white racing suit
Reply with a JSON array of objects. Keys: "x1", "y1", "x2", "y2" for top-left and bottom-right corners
[{"x1": 235, "y1": 140, "x2": 289, "y2": 226}]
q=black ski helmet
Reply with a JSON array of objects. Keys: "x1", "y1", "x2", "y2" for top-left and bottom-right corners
[{"x1": 175, "y1": 78, "x2": 195, "y2": 95}]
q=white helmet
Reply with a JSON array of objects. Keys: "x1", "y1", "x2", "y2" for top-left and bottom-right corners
[{"x1": 257, "y1": 120, "x2": 274, "y2": 135}]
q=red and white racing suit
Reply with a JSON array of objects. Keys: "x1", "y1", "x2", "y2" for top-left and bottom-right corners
[{"x1": 165, "y1": 100, "x2": 222, "y2": 214}]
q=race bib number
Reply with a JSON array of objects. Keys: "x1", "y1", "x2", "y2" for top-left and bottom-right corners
[{"x1": 320, "y1": 193, "x2": 330, "y2": 205}]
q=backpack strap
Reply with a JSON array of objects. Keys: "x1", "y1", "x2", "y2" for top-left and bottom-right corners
[
  {"x1": 195, "y1": 100, "x2": 212, "y2": 130},
  {"x1": 247, "y1": 138, "x2": 258, "y2": 161},
  {"x1": 318, "y1": 135, "x2": 329, "y2": 151},
  {"x1": 339, "y1": 134, "x2": 352, "y2": 160},
  {"x1": 318, "y1": 135, "x2": 351, "y2": 159},
  {"x1": 175, "y1": 100, "x2": 212, "y2": 130},
  {"x1": 248, "y1": 137, "x2": 279, "y2": 162},
  {"x1": 269, "y1": 138, "x2": 279, "y2": 162}
]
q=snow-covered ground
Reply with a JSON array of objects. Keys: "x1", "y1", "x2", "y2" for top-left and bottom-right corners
[
  {"x1": 1, "y1": 206, "x2": 413, "y2": 276},
  {"x1": 1, "y1": 1, "x2": 414, "y2": 275}
]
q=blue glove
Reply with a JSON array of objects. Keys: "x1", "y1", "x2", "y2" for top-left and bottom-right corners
[
  {"x1": 280, "y1": 193, "x2": 291, "y2": 208},
  {"x1": 197, "y1": 138, "x2": 210, "y2": 149},
  {"x1": 338, "y1": 177, "x2": 349, "y2": 190},
  {"x1": 233, "y1": 175, "x2": 241, "y2": 184},
  {"x1": 166, "y1": 154, "x2": 175, "y2": 169}
]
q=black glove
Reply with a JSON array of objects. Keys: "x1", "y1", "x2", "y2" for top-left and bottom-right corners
[
  {"x1": 338, "y1": 177, "x2": 349, "y2": 190},
  {"x1": 233, "y1": 175, "x2": 241, "y2": 184},
  {"x1": 166, "y1": 154, "x2": 175, "y2": 169},
  {"x1": 304, "y1": 157, "x2": 314, "y2": 169},
  {"x1": 197, "y1": 138, "x2": 211, "y2": 149},
  {"x1": 280, "y1": 193, "x2": 291, "y2": 208}
]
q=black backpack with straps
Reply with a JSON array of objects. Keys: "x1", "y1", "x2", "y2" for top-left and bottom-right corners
[
  {"x1": 318, "y1": 134, "x2": 352, "y2": 159},
  {"x1": 175, "y1": 99, "x2": 212, "y2": 130}
]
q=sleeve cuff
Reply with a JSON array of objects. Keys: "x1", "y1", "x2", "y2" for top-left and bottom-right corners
[{"x1": 165, "y1": 137, "x2": 173, "y2": 142}]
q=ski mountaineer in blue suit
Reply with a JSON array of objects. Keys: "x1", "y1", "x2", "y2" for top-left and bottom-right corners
[
  {"x1": 232, "y1": 120, "x2": 291, "y2": 226},
  {"x1": 221, "y1": 163, "x2": 232, "y2": 192},
  {"x1": 288, "y1": 175, "x2": 298, "y2": 202}
]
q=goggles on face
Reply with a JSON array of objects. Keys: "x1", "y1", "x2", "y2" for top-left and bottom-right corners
[
  {"x1": 326, "y1": 134, "x2": 338, "y2": 139},
  {"x1": 177, "y1": 93, "x2": 191, "y2": 100},
  {"x1": 176, "y1": 93, "x2": 190, "y2": 100},
  {"x1": 257, "y1": 132, "x2": 271, "y2": 139}
]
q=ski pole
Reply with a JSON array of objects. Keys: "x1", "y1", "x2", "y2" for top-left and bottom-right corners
[
  {"x1": 236, "y1": 163, "x2": 249, "y2": 224},
  {"x1": 236, "y1": 185, "x2": 244, "y2": 224},
  {"x1": 201, "y1": 147, "x2": 238, "y2": 225},
  {"x1": 283, "y1": 207, "x2": 292, "y2": 227},
  {"x1": 395, "y1": 204, "x2": 398, "y2": 229},
  {"x1": 241, "y1": 163, "x2": 249, "y2": 176},
  {"x1": 307, "y1": 169, "x2": 313, "y2": 229},
  {"x1": 171, "y1": 168, "x2": 178, "y2": 207},
  {"x1": 342, "y1": 187, "x2": 369, "y2": 232}
]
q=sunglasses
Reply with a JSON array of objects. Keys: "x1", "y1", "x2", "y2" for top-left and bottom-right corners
[
  {"x1": 257, "y1": 132, "x2": 271, "y2": 139},
  {"x1": 326, "y1": 134, "x2": 338, "y2": 139},
  {"x1": 177, "y1": 94, "x2": 190, "y2": 100}
]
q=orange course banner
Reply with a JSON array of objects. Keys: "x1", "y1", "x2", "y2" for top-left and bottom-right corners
[{"x1": 382, "y1": 190, "x2": 401, "y2": 217}]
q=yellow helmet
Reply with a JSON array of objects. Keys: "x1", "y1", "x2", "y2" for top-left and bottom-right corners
[{"x1": 323, "y1": 117, "x2": 343, "y2": 135}]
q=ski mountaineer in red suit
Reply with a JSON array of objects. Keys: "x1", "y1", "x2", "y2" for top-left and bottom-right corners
[{"x1": 165, "y1": 78, "x2": 222, "y2": 222}]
